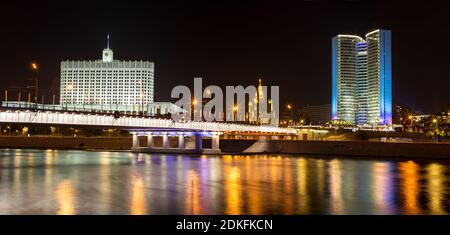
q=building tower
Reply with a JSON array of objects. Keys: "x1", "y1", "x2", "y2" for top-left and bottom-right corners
[
  {"x1": 331, "y1": 29, "x2": 392, "y2": 126},
  {"x1": 356, "y1": 41, "x2": 368, "y2": 125},
  {"x1": 332, "y1": 35, "x2": 364, "y2": 124},
  {"x1": 103, "y1": 34, "x2": 114, "y2": 62},
  {"x1": 366, "y1": 30, "x2": 392, "y2": 125}
]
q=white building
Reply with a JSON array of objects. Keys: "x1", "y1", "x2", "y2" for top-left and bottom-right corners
[{"x1": 59, "y1": 36, "x2": 182, "y2": 115}]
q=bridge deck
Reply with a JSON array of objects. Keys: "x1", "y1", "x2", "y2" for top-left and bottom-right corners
[{"x1": 0, "y1": 109, "x2": 296, "y2": 134}]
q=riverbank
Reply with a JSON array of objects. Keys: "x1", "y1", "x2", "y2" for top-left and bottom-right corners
[
  {"x1": 0, "y1": 136, "x2": 449, "y2": 159},
  {"x1": 221, "y1": 139, "x2": 450, "y2": 159}
]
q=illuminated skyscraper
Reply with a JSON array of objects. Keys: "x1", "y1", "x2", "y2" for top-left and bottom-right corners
[
  {"x1": 331, "y1": 35, "x2": 363, "y2": 124},
  {"x1": 366, "y1": 29, "x2": 392, "y2": 125},
  {"x1": 356, "y1": 41, "x2": 368, "y2": 125},
  {"x1": 332, "y1": 29, "x2": 392, "y2": 125}
]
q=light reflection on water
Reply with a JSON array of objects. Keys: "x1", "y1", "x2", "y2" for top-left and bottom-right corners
[{"x1": 0, "y1": 148, "x2": 449, "y2": 215}]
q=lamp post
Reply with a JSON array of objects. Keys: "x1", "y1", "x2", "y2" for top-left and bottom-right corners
[
  {"x1": 139, "y1": 92, "x2": 144, "y2": 115},
  {"x1": 268, "y1": 99, "x2": 273, "y2": 125},
  {"x1": 248, "y1": 101, "x2": 252, "y2": 124},
  {"x1": 100, "y1": 98, "x2": 103, "y2": 113},
  {"x1": 287, "y1": 104, "x2": 292, "y2": 126},
  {"x1": 139, "y1": 80, "x2": 144, "y2": 114},
  {"x1": 66, "y1": 84, "x2": 73, "y2": 110},
  {"x1": 433, "y1": 118, "x2": 438, "y2": 142},
  {"x1": 4, "y1": 90, "x2": 7, "y2": 107},
  {"x1": 27, "y1": 93, "x2": 31, "y2": 108},
  {"x1": 192, "y1": 98, "x2": 197, "y2": 121},
  {"x1": 408, "y1": 115, "x2": 413, "y2": 131},
  {"x1": 233, "y1": 105, "x2": 238, "y2": 122},
  {"x1": 31, "y1": 63, "x2": 38, "y2": 104}
]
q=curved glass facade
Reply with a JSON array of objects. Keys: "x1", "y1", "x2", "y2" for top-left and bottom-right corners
[{"x1": 332, "y1": 29, "x2": 392, "y2": 126}]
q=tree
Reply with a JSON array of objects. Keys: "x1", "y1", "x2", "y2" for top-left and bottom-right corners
[{"x1": 417, "y1": 116, "x2": 448, "y2": 138}]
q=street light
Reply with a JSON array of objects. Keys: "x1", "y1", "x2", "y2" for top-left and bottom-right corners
[
  {"x1": 138, "y1": 80, "x2": 144, "y2": 113},
  {"x1": 433, "y1": 118, "x2": 438, "y2": 142},
  {"x1": 248, "y1": 101, "x2": 253, "y2": 123},
  {"x1": 66, "y1": 84, "x2": 73, "y2": 110},
  {"x1": 233, "y1": 105, "x2": 238, "y2": 122},
  {"x1": 191, "y1": 99, "x2": 198, "y2": 120},
  {"x1": 287, "y1": 104, "x2": 293, "y2": 126},
  {"x1": 139, "y1": 92, "x2": 144, "y2": 114},
  {"x1": 408, "y1": 115, "x2": 414, "y2": 131},
  {"x1": 31, "y1": 63, "x2": 39, "y2": 104}
]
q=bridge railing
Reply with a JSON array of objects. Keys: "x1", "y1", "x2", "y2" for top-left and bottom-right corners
[{"x1": 0, "y1": 110, "x2": 296, "y2": 134}]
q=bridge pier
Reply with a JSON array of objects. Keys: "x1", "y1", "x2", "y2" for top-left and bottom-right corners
[
  {"x1": 132, "y1": 134, "x2": 140, "y2": 148},
  {"x1": 195, "y1": 134, "x2": 202, "y2": 150},
  {"x1": 178, "y1": 134, "x2": 186, "y2": 148},
  {"x1": 131, "y1": 131, "x2": 222, "y2": 154},
  {"x1": 162, "y1": 132, "x2": 169, "y2": 149},
  {"x1": 212, "y1": 133, "x2": 220, "y2": 150},
  {"x1": 147, "y1": 134, "x2": 154, "y2": 148}
]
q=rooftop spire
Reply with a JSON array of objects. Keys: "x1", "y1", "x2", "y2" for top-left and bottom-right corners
[{"x1": 103, "y1": 34, "x2": 113, "y2": 62}]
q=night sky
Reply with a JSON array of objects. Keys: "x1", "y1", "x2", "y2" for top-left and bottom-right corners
[{"x1": 1, "y1": 0, "x2": 449, "y2": 113}]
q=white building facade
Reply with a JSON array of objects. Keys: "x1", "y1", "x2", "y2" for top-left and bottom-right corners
[{"x1": 59, "y1": 38, "x2": 182, "y2": 115}]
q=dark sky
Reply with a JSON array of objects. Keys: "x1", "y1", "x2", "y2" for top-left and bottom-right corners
[{"x1": 1, "y1": 0, "x2": 449, "y2": 113}]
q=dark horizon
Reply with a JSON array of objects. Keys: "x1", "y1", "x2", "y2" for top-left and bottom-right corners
[{"x1": 1, "y1": 0, "x2": 449, "y2": 114}]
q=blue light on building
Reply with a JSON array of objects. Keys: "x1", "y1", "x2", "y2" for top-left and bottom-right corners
[
  {"x1": 331, "y1": 29, "x2": 392, "y2": 126},
  {"x1": 379, "y1": 30, "x2": 392, "y2": 125},
  {"x1": 331, "y1": 36, "x2": 338, "y2": 120}
]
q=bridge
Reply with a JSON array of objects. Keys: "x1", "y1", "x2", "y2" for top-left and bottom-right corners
[{"x1": 0, "y1": 109, "x2": 297, "y2": 154}]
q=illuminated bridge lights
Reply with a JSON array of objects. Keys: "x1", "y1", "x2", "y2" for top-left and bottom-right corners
[
  {"x1": 130, "y1": 131, "x2": 223, "y2": 137},
  {"x1": 0, "y1": 110, "x2": 296, "y2": 134}
]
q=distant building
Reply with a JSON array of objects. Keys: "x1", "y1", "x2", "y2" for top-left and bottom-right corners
[
  {"x1": 300, "y1": 104, "x2": 331, "y2": 125},
  {"x1": 332, "y1": 29, "x2": 392, "y2": 126},
  {"x1": 394, "y1": 105, "x2": 403, "y2": 123},
  {"x1": 59, "y1": 36, "x2": 181, "y2": 115}
]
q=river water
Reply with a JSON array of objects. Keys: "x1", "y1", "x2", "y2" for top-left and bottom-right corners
[{"x1": 0, "y1": 149, "x2": 449, "y2": 215}]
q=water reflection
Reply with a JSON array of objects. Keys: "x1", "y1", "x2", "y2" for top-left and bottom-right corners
[
  {"x1": 130, "y1": 174, "x2": 146, "y2": 215},
  {"x1": 224, "y1": 156, "x2": 241, "y2": 215},
  {"x1": 328, "y1": 159, "x2": 344, "y2": 214},
  {"x1": 426, "y1": 163, "x2": 445, "y2": 214},
  {"x1": 56, "y1": 180, "x2": 75, "y2": 215},
  {"x1": 399, "y1": 161, "x2": 421, "y2": 214},
  {"x1": 372, "y1": 162, "x2": 395, "y2": 214},
  {"x1": 185, "y1": 170, "x2": 200, "y2": 214},
  {"x1": 246, "y1": 156, "x2": 262, "y2": 214},
  {"x1": 297, "y1": 158, "x2": 308, "y2": 214},
  {"x1": 0, "y1": 149, "x2": 449, "y2": 215}
]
